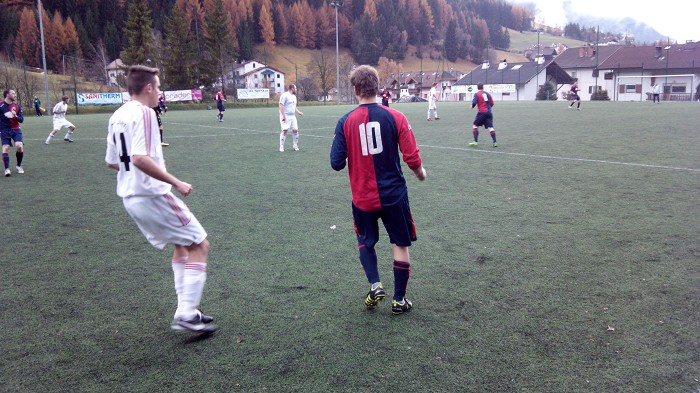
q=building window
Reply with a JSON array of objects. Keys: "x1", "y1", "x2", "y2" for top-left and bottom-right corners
[
  {"x1": 665, "y1": 84, "x2": 687, "y2": 93},
  {"x1": 604, "y1": 72, "x2": 613, "y2": 80},
  {"x1": 625, "y1": 84, "x2": 637, "y2": 93},
  {"x1": 571, "y1": 71, "x2": 577, "y2": 78},
  {"x1": 277, "y1": 83, "x2": 280, "y2": 87},
  {"x1": 277, "y1": 74, "x2": 280, "y2": 78},
  {"x1": 255, "y1": 83, "x2": 258, "y2": 88}
]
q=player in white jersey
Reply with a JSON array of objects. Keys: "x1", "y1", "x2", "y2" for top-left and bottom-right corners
[
  {"x1": 45, "y1": 95, "x2": 77, "y2": 144},
  {"x1": 105, "y1": 65, "x2": 217, "y2": 335},
  {"x1": 278, "y1": 84, "x2": 304, "y2": 152},
  {"x1": 427, "y1": 82, "x2": 440, "y2": 121}
]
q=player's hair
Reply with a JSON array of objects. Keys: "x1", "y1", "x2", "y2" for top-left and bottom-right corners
[
  {"x1": 126, "y1": 65, "x2": 159, "y2": 95},
  {"x1": 350, "y1": 65, "x2": 379, "y2": 98},
  {"x1": 433, "y1": 82, "x2": 438, "y2": 87},
  {"x1": 3, "y1": 90, "x2": 10, "y2": 98},
  {"x1": 287, "y1": 84, "x2": 296, "y2": 91},
  {"x1": 62, "y1": 95, "x2": 69, "y2": 101},
  {"x1": 477, "y1": 83, "x2": 484, "y2": 90}
]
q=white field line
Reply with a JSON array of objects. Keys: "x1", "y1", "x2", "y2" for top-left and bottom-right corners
[{"x1": 34, "y1": 121, "x2": 700, "y2": 173}]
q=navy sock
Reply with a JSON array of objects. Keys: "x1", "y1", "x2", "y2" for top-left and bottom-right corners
[
  {"x1": 2, "y1": 153, "x2": 8, "y2": 169},
  {"x1": 358, "y1": 245, "x2": 380, "y2": 284},
  {"x1": 16, "y1": 151, "x2": 23, "y2": 166},
  {"x1": 490, "y1": 131, "x2": 496, "y2": 143},
  {"x1": 393, "y1": 260, "x2": 410, "y2": 301},
  {"x1": 473, "y1": 129, "x2": 479, "y2": 142}
]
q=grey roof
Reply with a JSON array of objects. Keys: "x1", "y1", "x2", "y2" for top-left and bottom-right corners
[
  {"x1": 554, "y1": 46, "x2": 623, "y2": 69},
  {"x1": 454, "y1": 60, "x2": 574, "y2": 86}
]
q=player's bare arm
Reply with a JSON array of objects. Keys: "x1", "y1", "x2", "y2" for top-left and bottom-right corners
[
  {"x1": 132, "y1": 155, "x2": 193, "y2": 197},
  {"x1": 413, "y1": 166, "x2": 427, "y2": 181}
]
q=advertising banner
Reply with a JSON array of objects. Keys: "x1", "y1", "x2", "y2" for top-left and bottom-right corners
[
  {"x1": 452, "y1": 84, "x2": 516, "y2": 94},
  {"x1": 78, "y1": 89, "x2": 204, "y2": 105},
  {"x1": 238, "y1": 88, "x2": 270, "y2": 99},
  {"x1": 76, "y1": 92, "x2": 124, "y2": 105}
]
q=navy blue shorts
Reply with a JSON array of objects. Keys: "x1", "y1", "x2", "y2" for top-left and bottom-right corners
[
  {"x1": 352, "y1": 194, "x2": 417, "y2": 248},
  {"x1": 217, "y1": 104, "x2": 225, "y2": 112},
  {"x1": 1, "y1": 129, "x2": 22, "y2": 145},
  {"x1": 473, "y1": 112, "x2": 493, "y2": 128}
]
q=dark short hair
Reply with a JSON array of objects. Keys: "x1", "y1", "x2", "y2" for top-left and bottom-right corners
[
  {"x1": 62, "y1": 95, "x2": 69, "y2": 101},
  {"x1": 477, "y1": 83, "x2": 484, "y2": 90},
  {"x1": 287, "y1": 84, "x2": 296, "y2": 91},
  {"x1": 3, "y1": 90, "x2": 10, "y2": 98},
  {"x1": 126, "y1": 65, "x2": 159, "y2": 95},
  {"x1": 350, "y1": 65, "x2": 379, "y2": 98}
]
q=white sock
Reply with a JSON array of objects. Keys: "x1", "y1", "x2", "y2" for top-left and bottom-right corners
[
  {"x1": 292, "y1": 132, "x2": 299, "y2": 146},
  {"x1": 172, "y1": 256, "x2": 187, "y2": 317},
  {"x1": 178, "y1": 262, "x2": 207, "y2": 319},
  {"x1": 64, "y1": 131, "x2": 73, "y2": 139},
  {"x1": 45, "y1": 134, "x2": 53, "y2": 143},
  {"x1": 280, "y1": 133, "x2": 286, "y2": 146}
]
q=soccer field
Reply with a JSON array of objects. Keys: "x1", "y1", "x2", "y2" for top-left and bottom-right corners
[{"x1": 2, "y1": 101, "x2": 699, "y2": 392}]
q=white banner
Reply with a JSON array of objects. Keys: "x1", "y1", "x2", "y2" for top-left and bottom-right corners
[
  {"x1": 238, "y1": 88, "x2": 270, "y2": 99},
  {"x1": 165, "y1": 90, "x2": 192, "y2": 102},
  {"x1": 452, "y1": 84, "x2": 516, "y2": 94},
  {"x1": 77, "y1": 92, "x2": 124, "y2": 105},
  {"x1": 78, "y1": 89, "x2": 204, "y2": 105}
]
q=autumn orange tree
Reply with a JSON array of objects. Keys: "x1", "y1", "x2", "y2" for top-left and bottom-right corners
[{"x1": 13, "y1": 7, "x2": 40, "y2": 67}]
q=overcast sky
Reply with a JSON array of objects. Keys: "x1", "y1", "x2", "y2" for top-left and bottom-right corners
[{"x1": 512, "y1": 0, "x2": 699, "y2": 43}]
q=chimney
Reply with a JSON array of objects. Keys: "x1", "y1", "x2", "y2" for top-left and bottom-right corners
[
  {"x1": 579, "y1": 47, "x2": 585, "y2": 57},
  {"x1": 655, "y1": 46, "x2": 662, "y2": 58}
]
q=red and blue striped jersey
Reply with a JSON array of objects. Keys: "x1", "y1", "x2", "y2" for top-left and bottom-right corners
[
  {"x1": 471, "y1": 90, "x2": 494, "y2": 113},
  {"x1": 331, "y1": 103, "x2": 422, "y2": 211}
]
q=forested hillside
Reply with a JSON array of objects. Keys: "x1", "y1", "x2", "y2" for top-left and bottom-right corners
[{"x1": 1, "y1": 0, "x2": 533, "y2": 85}]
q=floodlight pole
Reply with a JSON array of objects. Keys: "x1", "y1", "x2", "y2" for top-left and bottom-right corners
[
  {"x1": 331, "y1": 0, "x2": 343, "y2": 104},
  {"x1": 535, "y1": 29, "x2": 540, "y2": 100},
  {"x1": 38, "y1": 0, "x2": 50, "y2": 110}
]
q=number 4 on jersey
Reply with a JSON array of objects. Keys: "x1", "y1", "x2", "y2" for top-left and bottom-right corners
[{"x1": 359, "y1": 121, "x2": 383, "y2": 156}]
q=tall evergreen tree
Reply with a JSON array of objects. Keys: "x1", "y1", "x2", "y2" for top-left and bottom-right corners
[
  {"x1": 121, "y1": 0, "x2": 154, "y2": 66},
  {"x1": 202, "y1": 0, "x2": 236, "y2": 93},
  {"x1": 444, "y1": 19, "x2": 458, "y2": 62},
  {"x1": 163, "y1": 4, "x2": 196, "y2": 89}
]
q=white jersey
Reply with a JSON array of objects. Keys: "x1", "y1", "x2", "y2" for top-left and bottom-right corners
[
  {"x1": 53, "y1": 101, "x2": 67, "y2": 120},
  {"x1": 279, "y1": 91, "x2": 297, "y2": 116},
  {"x1": 429, "y1": 87, "x2": 438, "y2": 108},
  {"x1": 105, "y1": 101, "x2": 169, "y2": 198}
]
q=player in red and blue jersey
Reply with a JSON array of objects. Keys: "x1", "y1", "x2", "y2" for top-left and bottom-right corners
[
  {"x1": 215, "y1": 89, "x2": 226, "y2": 122},
  {"x1": 331, "y1": 65, "x2": 427, "y2": 315},
  {"x1": 469, "y1": 83, "x2": 497, "y2": 148},
  {"x1": 0, "y1": 89, "x2": 25, "y2": 176},
  {"x1": 568, "y1": 81, "x2": 581, "y2": 110}
]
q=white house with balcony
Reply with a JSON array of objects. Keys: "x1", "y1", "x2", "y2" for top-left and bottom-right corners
[{"x1": 229, "y1": 61, "x2": 286, "y2": 94}]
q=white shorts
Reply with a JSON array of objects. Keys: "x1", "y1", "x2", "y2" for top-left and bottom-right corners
[
  {"x1": 123, "y1": 192, "x2": 207, "y2": 250},
  {"x1": 53, "y1": 118, "x2": 75, "y2": 131},
  {"x1": 428, "y1": 102, "x2": 437, "y2": 110},
  {"x1": 280, "y1": 114, "x2": 298, "y2": 131}
]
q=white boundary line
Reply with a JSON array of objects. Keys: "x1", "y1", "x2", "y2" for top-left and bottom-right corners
[
  {"x1": 157, "y1": 122, "x2": 700, "y2": 173},
  {"x1": 33, "y1": 120, "x2": 698, "y2": 173}
]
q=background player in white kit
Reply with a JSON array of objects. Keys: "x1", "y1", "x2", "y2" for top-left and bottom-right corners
[
  {"x1": 45, "y1": 95, "x2": 77, "y2": 144},
  {"x1": 278, "y1": 84, "x2": 303, "y2": 152},
  {"x1": 427, "y1": 82, "x2": 440, "y2": 121},
  {"x1": 105, "y1": 65, "x2": 217, "y2": 334}
]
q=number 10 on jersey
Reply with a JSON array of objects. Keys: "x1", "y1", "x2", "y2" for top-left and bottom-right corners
[{"x1": 359, "y1": 122, "x2": 383, "y2": 156}]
